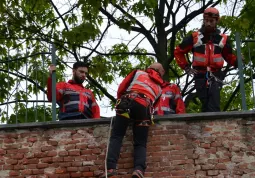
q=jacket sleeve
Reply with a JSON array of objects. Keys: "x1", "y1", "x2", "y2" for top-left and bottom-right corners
[
  {"x1": 222, "y1": 37, "x2": 237, "y2": 67},
  {"x1": 90, "y1": 92, "x2": 100, "y2": 119},
  {"x1": 174, "y1": 34, "x2": 194, "y2": 70},
  {"x1": 47, "y1": 77, "x2": 64, "y2": 102},
  {"x1": 117, "y1": 70, "x2": 137, "y2": 99},
  {"x1": 173, "y1": 85, "x2": 186, "y2": 114}
]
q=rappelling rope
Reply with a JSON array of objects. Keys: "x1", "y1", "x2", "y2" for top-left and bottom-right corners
[{"x1": 104, "y1": 116, "x2": 115, "y2": 178}]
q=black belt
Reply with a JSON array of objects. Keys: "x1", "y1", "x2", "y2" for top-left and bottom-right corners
[
  {"x1": 122, "y1": 92, "x2": 152, "y2": 104},
  {"x1": 193, "y1": 66, "x2": 221, "y2": 73}
]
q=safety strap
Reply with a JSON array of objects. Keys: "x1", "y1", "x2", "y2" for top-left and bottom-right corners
[
  {"x1": 205, "y1": 67, "x2": 225, "y2": 87},
  {"x1": 115, "y1": 94, "x2": 154, "y2": 126},
  {"x1": 124, "y1": 92, "x2": 152, "y2": 104}
]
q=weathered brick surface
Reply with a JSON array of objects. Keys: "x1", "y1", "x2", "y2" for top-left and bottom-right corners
[{"x1": 1, "y1": 118, "x2": 255, "y2": 177}]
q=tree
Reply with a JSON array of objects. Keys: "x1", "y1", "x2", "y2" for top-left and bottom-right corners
[
  {"x1": 219, "y1": 0, "x2": 255, "y2": 111},
  {"x1": 0, "y1": 0, "x2": 253, "y2": 123}
]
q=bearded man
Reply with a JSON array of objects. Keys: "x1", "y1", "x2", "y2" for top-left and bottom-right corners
[
  {"x1": 47, "y1": 61, "x2": 100, "y2": 120},
  {"x1": 174, "y1": 7, "x2": 238, "y2": 112}
]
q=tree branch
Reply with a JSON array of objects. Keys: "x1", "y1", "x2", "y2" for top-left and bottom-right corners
[
  {"x1": 164, "y1": 0, "x2": 174, "y2": 27},
  {"x1": 99, "y1": 7, "x2": 142, "y2": 33},
  {"x1": 87, "y1": 75, "x2": 116, "y2": 102},
  {"x1": 183, "y1": 76, "x2": 194, "y2": 97},
  {"x1": 79, "y1": 45, "x2": 156, "y2": 56},
  {"x1": 99, "y1": 7, "x2": 158, "y2": 51},
  {"x1": 0, "y1": 52, "x2": 52, "y2": 63},
  {"x1": 40, "y1": 4, "x2": 78, "y2": 31},
  {"x1": 112, "y1": 2, "x2": 150, "y2": 33},
  {"x1": 223, "y1": 77, "x2": 251, "y2": 111},
  {"x1": 84, "y1": 20, "x2": 111, "y2": 59},
  {"x1": 0, "y1": 69, "x2": 46, "y2": 93},
  {"x1": 49, "y1": 0, "x2": 79, "y2": 61},
  {"x1": 166, "y1": 0, "x2": 221, "y2": 35}
]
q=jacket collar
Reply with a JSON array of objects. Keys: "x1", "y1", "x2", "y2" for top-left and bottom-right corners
[
  {"x1": 68, "y1": 80, "x2": 84, "y2": 88},
  {"x1": 145, "y1": 68, "x2": 164, "y2": 85}
]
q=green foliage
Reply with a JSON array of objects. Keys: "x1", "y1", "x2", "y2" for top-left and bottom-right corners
[
  {"x1": 219, "y1": 0, "x2": 255, "y2": 37},
  {"x1": 186, "y1": 98, "x2": 201, "y2": 113},
  {"x1": 62, "y1": 22, "x2": 100, "y2": 45},
  {"x1": 132, "y1": 0, "x2": 157, "y2": 21},
  {"x1": 1, "y1": 104, "x2": 52, "y2": 124},
  {"x1": 0, "y1": 0, "x2": 254, "y2": 124},
  {"x1": 78, "y1": 0, "x2": 104, "y2": 25},
  {"x1": 133, "y1": 48, "x2": 155, "y2": 69}
]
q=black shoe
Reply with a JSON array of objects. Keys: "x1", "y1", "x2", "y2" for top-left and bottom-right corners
[
  {"x1": 132, "y1": 170, "x2": 144, "y2": 178},
  {"x1": 100, "y1": 169, "x2": 117, "y2": 178}
]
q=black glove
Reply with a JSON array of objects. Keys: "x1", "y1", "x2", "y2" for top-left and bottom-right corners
[{"x1": 185, "y1": 66, "x2": 198, "y2": 75}]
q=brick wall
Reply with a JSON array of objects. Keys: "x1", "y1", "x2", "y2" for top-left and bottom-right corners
[{"x1": 1, "y1": 112, "x2": 255, "y2": 178}]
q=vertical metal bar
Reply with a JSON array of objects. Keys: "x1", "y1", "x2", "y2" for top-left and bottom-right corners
[
  {"x1": 7, "y1": 56, "x2": 10, "y2": 121},
  {"x1": 51, "y1": 44, "x2": 56, "y2": 121},
  {"x1": 235, "y1": 32, "x2": 247, "y2": 110},
  {"x1": 25, "y1": 52, "x2": 28, "y2": 122},
  {"x1": 16, "y1": 55, "x2": 18, "y2": 124},
  {"x1": 33, "y1": 102, "x2": 35, "y2": 121},
  {"x1": 42, "y1": 54, "x2": 46, "y2": 122},
  {"x1": 248, "y1": 42, "x2": 255, "y2": 109},
  {"x1": 35, "y1": 61, "x2": 38, "y2": 122}
]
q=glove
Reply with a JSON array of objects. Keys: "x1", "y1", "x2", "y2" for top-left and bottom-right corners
[{"x1": 185, "y1": 66, "x2": 198, "y2": 75}]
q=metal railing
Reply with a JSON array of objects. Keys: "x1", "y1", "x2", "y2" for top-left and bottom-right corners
[
  {"x1": 0, "y1": 45, "x2": 57, "y2": 124},
  {"x1": 0, "y1": 34, "x2": 255, "y2": 124},
  {"x1": 235, "y1": 32, "x2": 255, "y2": 110}
]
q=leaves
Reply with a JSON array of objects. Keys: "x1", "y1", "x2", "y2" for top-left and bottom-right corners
[
  {"x1": 4, "y1": 104, "x2": 53, "y2": 124},
  {"x1": 0, "y1": 0, "x2": 254, "y2": 124},
  {"x1": 132, "y1": 0, "x2": 157, "y2": 21},
  {"x1": 62, "y1": 22, "x2": 100, "y2": 45}
]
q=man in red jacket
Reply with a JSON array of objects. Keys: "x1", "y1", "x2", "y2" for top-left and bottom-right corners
[
  {"x1": 101, "y1": 63, "x2": 164, "y2": 178},
  {"x1": 47, "y1": 61, "x2": 100, "y2": 120},
  {"x1": 154, "y1": 81, "x2": 186, "y2": 115},
  {"x1": 174, "y1": 7, "x2": 238, "y2": 112}
]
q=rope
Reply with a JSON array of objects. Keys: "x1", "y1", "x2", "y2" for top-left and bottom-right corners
[
  {"x1": 104, "y1": 116, "x2": 115, "y2": 178},
  {"x1": 208, "y1": 71, "x2": 231, "y2": 85}
]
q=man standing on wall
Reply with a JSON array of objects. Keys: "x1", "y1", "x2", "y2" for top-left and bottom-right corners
[
  {"x1": 101, "y1": 63, "x2": 165, "y2": 178},
  {"x1": 47, "y1": 61, "x2": 100, "y2": 120},
  {"x1": 174, "y1": 7, "x2": 238, "y2": 112}
]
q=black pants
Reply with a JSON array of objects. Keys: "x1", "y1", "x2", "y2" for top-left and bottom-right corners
[
  {"x1": 194, "y1": 73, "x2": 223, "y2": 112},
  {"x1": 107, "y1": 98, "x2": 150, "y2": 172}
]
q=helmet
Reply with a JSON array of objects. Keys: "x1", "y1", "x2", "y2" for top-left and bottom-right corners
[{"x1": 203, "y1": 7, "x2": 220, "y2": 21}]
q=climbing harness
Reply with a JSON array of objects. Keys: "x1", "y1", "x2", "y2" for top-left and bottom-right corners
[
  {"x1": 122, "y1": 92, "x2": 154, "y2": 126},
  {"x1": 205, "y1": 67, "x2": 226, "y2": 88}
]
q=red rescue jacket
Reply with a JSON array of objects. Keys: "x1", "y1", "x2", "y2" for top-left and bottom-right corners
[
  {"x1": 154, "y1": 82, "x2": 186, "y2": 115},
  {"x1": 47, "y1": 78, "x2": 100, "y2": 119},
  {"x1": 174, "y1": 29, "x2": 237, "y2": 72},
  {"x1": 117, "y1": 69, "x2": 164, "y2": 107}
]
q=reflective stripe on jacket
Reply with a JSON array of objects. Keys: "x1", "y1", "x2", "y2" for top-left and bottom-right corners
[
  {"x1": 174, "y1": 29, "x2": 237, "y2": 70},
  {"x1": 154, "y1": 82, "x2": 186, "y2": 115},
  {"x1": 126, "y1": 70, "x2": 162, "y2": 104},
  {"x1": 47, "y1": 78, "x2": 100, "y2": 119},
  {"x1": 117, "y1": 69, "x2": 163, "y2": 107},
  {"x1": 192, "y1": 31, "x2": 227, "y2": 69}
]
